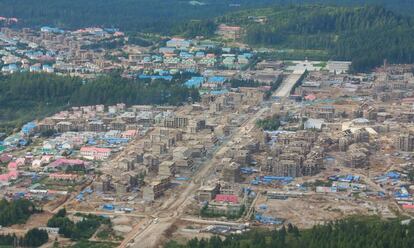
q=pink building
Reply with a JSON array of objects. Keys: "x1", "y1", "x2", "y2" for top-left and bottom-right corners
[
  {"x1": 49, "y1": 158, "x2": 85, "y2": 168},
  {"x1": 80, "y1": 146, "x2": 111, "y2": 160},
  {"x1": 49, "y1": 173, "x2": 79, "y2": 181},
  {"x1": 15, "y1": 158, "x2": 26, "y2": 166},
  {"x1": 0, "y1": 165, "x2": 19, "y2": 182},
  {"x1": 121, "y1": 130, "x2": 137, "y2": 139},
  {"x1": 214, "y1": 194, "x2": 239, "y2": 204},
  {"x1": 8, "y1": 161, "x2": 18, "y2": 170},
  {"x1": 47, "y1": 158, "x2": 89, "y2": 171},
  {"x1": 0, "y1": 154, "x2": 13, "y2": 163}
]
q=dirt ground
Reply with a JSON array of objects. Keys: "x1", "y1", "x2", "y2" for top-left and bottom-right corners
[{"x1": 11, "y1": 211, "x2": 53, "y2": 230}]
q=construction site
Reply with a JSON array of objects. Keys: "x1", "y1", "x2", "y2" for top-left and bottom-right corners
[{"x1": 3, "y1": 62, "x2": 414, "y2": 247}]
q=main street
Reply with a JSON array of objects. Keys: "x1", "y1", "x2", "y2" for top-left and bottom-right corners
[
  {"x1": 273, "y1": 73, "x2": 303, "y2": 98},
  {"x1": 120, "y1": 106, "x2": 270, "y2": 248}
]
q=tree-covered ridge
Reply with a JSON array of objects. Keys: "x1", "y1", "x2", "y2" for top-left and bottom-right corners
[
  {"x1": 0, "y1": 72, "x2": 199, "y2": 133},
  {"x1": 221, "y1": 5, "x2": 408, "y2": 33},
  {"x1": 218, "y1": 5, "x2": 414, "y2": 71},
  {"x1": 166, "y1": 217, "x2": 414, "y2": 248},
  {"x1": 172, "y1": 20, "x2": 218, "y2": 38},
  {"x1": 1, "y1": 1, "x2": 414, "y2": 33},
  {"x1": 0, "y1": 0, "x2": 278, "y2": 34}
]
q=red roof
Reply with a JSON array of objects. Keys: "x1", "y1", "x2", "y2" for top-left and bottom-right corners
[
  {"x1": 8, "y1": 162, "x2": 18, "y2": 170},
  {"x1": 80, "y1": 147, "x2": 111, "y2": 153},
  {"x1": 215, "y1": 194, "x2": 239, "y2": 204},
  {"x1": 305, "y1": 94, "x2": 317, "y2": 101},
  {"x1": 402, "y1": 98, "x2": 414, "y2": 103},
  {"x1": 49, "y1": 158, "x2": 86, "y2": 168},
  {"x1": 0, "y1": 154, "x2": 12, "y2": 163}
]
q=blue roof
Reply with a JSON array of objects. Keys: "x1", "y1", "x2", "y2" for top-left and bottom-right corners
[
  {"x1": 22, "y1": 122, "x2": 36, "y2": 134},
  {"x1": 179, "y1": 52, "x2": 193, "y2": 58},
  {"x1": 155, "y1": 70, "x2": 170, "y2": 76},
  {"x1": 139, "y1": 75, "x2": 173, "y2": 81},
  {"x1": 263, "y1": 176, "x2": 294, "y2": 181},
  {"x1": 2, "y1": 64, "x2": 18, "y2": 71},
  {"x1": 243, "y1": 52, "x2": 253, "y2": 58},
  {"x1": 41, "y1": 26, "x2": 64, "y2": 34},
  {"x1": 30, "y1": 65, "x2": 41, "y2": 71},
  {"x1": 104, "y1": 28, "x2": 119, "y2": 33},
  {"x1": 46, "y1": 51, "x2": 55, "y2": 56},
  {"x1": 159, "y1": 47, "x2": 175, "y2": 53},
  {"x1": 386, "y1": 171, "x2": 400, "y2": 179},
  {"x1": 208, "y1": 76, "x2": 227, "y2": 84},
  {"x1": 210, "y1": 89, "x2": 229, "y2": 95},
  {"x1": 184, "y1": 77, "x2": 204, "y2": 88}
]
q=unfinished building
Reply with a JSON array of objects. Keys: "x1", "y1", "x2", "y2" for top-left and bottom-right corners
[
  {"x1": 395, "y1": 132, "x2": 414, "y2": 152},
  {"x1": 268, "y1": 131, "x2": 324, "y2": 177}
]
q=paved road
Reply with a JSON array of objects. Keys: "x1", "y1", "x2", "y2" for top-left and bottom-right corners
[
  {"x1": 66, "y1": 210, "x2": 147, "y2": 218},
  {"x1": 120, "y1": 107, "x2": 270, "y2": 248},
  {"x1": 179, "y1": 217, "x2": 243, "y2": 226},
  {"x1": 273, "y1": 73, "x2": 303, "y2": 98}
]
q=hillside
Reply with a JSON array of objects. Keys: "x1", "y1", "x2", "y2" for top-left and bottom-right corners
[
  {"x1": 218, "y1": 5, "x2": 414, "y2": 71},
  {"x1": 0, "y1": 1, "x2": 414, "y2": 33},
  {"x1": 0, "y1": 0, "x2": 276, "y2": 33}
]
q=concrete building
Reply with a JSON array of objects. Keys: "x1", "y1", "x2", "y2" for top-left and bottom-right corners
[
  {"x1": 395, "y1": 132, "x2": 414, "y2": 152},
  {"x1": 222, "y1": 162, "x2": 242, "y2": 183},
  {"x1": 142, "y1": 176, "x2": 170, "y2": 201},
  {"x1": 197, "y1": 184, "x2": 220, "y2": 202}
]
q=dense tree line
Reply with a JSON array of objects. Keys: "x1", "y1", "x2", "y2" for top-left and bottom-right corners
[
  {"x1": 172, "y1": 20, "x2": 218, "y2": 38},
  {"x1": 71, "y1": 240, "x2": 116, "y2": 248},
  {"x1": 81, "y1": 38, "x2": 125, "y2": 50},
  {"x1": 229, "y1": 79, "x2": 264, "y2": 88},
  {"x1": 256, "y1": 114, "x2": 281, "y2": 131},
  {"x1": 0, "y1": 199, "x2": 39, "y2": 227},
  {"x1": 0, "y1": 0, "x2": 280, "y2": 34},
  {"x1": 70, "y1": 74, "x2": 199, "y2": 106},
  {"x1": 47, "y1": 209, "x2": 110, "y2": 240},
  {"x1": 166, "y1": 217, "x2": 414, "y2": 248},
  {"x1": 0, "y1": 72, "x2": 199, "y2": 134},
  {"x1": 0, "y1": 233, "x2": 15, "y2": 246},
  {"x1": 127, "y1": 35, "x2": 153, "y2": 47},
  {"x1": 0, "y1": 228, "x2": 48, "y2": 247},
  {"x1": 1, "y1": 1, "x2": 413, "y2": 34},
  {"x1": 21, "y1": 229, "x2": 49, "y2": 247},
  {"x1": 1, "y1": 1, "x2": 414, "y2": 69},
  {"x1": 200, "y1": 204, "x2": 246, "y2": 220},
  {"x1": 223, "y1": 5, "x2": 414, "y2": 71}
]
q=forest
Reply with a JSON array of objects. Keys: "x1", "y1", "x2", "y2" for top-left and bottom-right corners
[
  {"x1": 1, "y1": 2, "x2": 414, "y2": 71},
  {"x1": 172, "y1": 20, "x2": 218, "y2": 38},
  {"x1": 165, "y1": 217, "x2": 414, "y2": 248},
  {"x1": 47, "y1": 208, "x2": 110, "y2": 240},
  {"x1": 0, "y1": 72, "x2": 199, "y2": 134},
  {"x1": 218, "y1": 5, "x2": 414, "y2": 71},
  {"x1": 0, "y1": 1, "x2": 414, "y2": 34},
  {"x1": 0, "y1": 228, "x2": 48, "y2": 247},
  {"x1": 0, "y1": 199, "x2": 39, "y2": 227},
  {"x1": 0, "y1": 0, "x2": 278, "y2": 34},
  {"x1": 256, "y1": 114, "x2": 281, "y2": 131}
]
